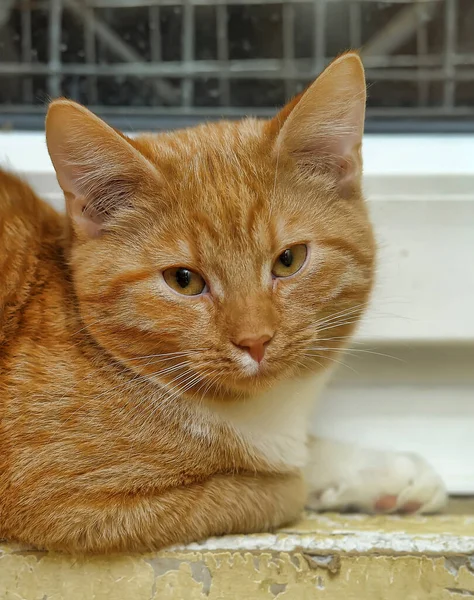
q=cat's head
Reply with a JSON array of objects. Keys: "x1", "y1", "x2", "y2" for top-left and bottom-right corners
[{"x1": 46, "y1": 53, "x2": 375, "y2": 400}]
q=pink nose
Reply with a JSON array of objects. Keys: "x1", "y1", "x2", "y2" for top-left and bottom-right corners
[{"x1": 233, "y1": 334, "x2": 273, "y2": 364}]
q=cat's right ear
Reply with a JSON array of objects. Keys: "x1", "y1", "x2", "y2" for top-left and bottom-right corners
[{"x1": 46, "y1": 99, "x2": 159, "y2": 238}]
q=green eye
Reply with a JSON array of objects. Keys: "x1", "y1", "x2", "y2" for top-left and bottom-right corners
[
  {"x1": 163, "y1": 267, "x2": 207, "y2": 296},
  {"x1": 272, "y1": 244, "x2": 307, "y2": 278}
]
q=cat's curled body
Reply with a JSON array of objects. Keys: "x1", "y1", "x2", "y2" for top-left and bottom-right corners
[{"x1": 0, "y1": 54, "x2": 446, "y2": 554}]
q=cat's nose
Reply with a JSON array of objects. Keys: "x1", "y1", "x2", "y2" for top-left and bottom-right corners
[{"x1": 233, "y1": 334, "x2": 273, "y2": 364}]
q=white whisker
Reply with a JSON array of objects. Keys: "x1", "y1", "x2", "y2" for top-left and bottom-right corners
[
  {"x1": 303, "y1": 352, "x2": 358, "y2": 374},
  {"x1": 310, "y1": 347, "x2": 405, "y2": 362}
]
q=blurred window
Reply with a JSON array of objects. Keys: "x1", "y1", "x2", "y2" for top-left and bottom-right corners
[{"x1": 0, "y1": 0, "x2": 472, "y2": 131}]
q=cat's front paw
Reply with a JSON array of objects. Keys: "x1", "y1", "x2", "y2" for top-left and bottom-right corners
[{"x1": 306, "y1": 451, "x2": 447, "y2": 515}]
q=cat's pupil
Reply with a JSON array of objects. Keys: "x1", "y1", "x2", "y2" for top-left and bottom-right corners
[
  {"x1": 280, "y1": 249, "x2": 293, "y2": 268},
  {"x1": 176, "y1": 268, "x2": 191, "y2": 288}
]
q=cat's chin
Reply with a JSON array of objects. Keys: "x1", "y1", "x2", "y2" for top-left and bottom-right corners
[
  {"x1": 223, "y1": 360, "x2": 327, "y2": 399},
  {"x1": 202, "y1": 365, "x2": 295, "y2": 400}
]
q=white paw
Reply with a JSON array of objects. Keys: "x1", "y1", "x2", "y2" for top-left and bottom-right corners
[{"x1": 306, "y1": 450, "x2": 448, "y2": 515}]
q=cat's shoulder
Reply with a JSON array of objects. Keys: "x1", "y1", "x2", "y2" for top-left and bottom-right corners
[
  {"x1": 0, "y1": 168, "x2": 61, "y2": 238},
  {"x1": 0, "y1": 168, "x2": 41, "y2": 216},
  {"x1": 0, "y1": 169, "x2": 62, "y2": 335}
]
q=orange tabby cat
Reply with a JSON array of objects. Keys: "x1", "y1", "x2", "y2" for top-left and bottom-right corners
[{"x1": 0, "y1": 54, "x2": 446, "y2": 554}]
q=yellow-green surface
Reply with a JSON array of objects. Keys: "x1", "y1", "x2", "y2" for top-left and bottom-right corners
[{"x1": 1, "y1": 505, "x2": 474, "y2": 599}]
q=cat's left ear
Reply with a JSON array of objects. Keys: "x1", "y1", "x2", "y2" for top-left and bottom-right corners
[
  {"x1": 272, "y1": 52, "x2": 366, "y2": 197},
  {"x1": 46, "y1": 99, "x2": 159, "y2": 238}
]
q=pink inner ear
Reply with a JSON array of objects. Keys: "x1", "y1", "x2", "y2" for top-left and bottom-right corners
[
  {"x1": 335, "y1": 156, "x2": 350, "y2": 175},
  {"x1": 63, "y1": 191, "x2": 103, "y2": 238},
  {"x1": 74, "y1": 212, "x2": 103, "y2": 238}
]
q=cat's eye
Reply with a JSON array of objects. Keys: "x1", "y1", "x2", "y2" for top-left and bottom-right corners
[
  {"x1": 272, "y1": 244, "x2": 308, "y2": 278},
  {"x1": 163, "y1": 267, "x2": 207, "y2": 296}
]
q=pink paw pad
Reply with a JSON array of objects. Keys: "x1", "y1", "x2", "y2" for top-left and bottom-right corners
[
  {"x1": 400, "y1": 501, "x2": 422, "y2": 514},
  {"x1": 374, "y1": 495, "x2": 423, "y2": 514},
  {"x1": 374, "y1": 494, "x2": 398, "y2": 512}
]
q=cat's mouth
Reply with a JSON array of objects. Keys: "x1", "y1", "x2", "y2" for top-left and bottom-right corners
[{"x1": 225, "y1": 358, "x2": 294, "y2": 395}]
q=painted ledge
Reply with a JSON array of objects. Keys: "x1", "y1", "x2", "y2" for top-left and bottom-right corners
[{"x1": 1, "y1": 504, "x2": 474, "y2": 599}]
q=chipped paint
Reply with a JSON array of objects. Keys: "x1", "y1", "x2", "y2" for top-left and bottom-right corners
[
  {"x1": 1, "y1": 512, "x2": 474, "y2": 599},
  {"x1": 302, "y1": 553, "x2": 341, "y2": 574}
]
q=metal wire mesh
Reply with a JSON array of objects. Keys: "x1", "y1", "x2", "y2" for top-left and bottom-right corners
[{"x1": 0, "y1": 0, "x2": 473, "y2": 129}]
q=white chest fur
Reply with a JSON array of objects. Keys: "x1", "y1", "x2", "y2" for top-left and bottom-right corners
[{"x1": 207, "y1": 373, "x2": 329, "y2": 469}]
